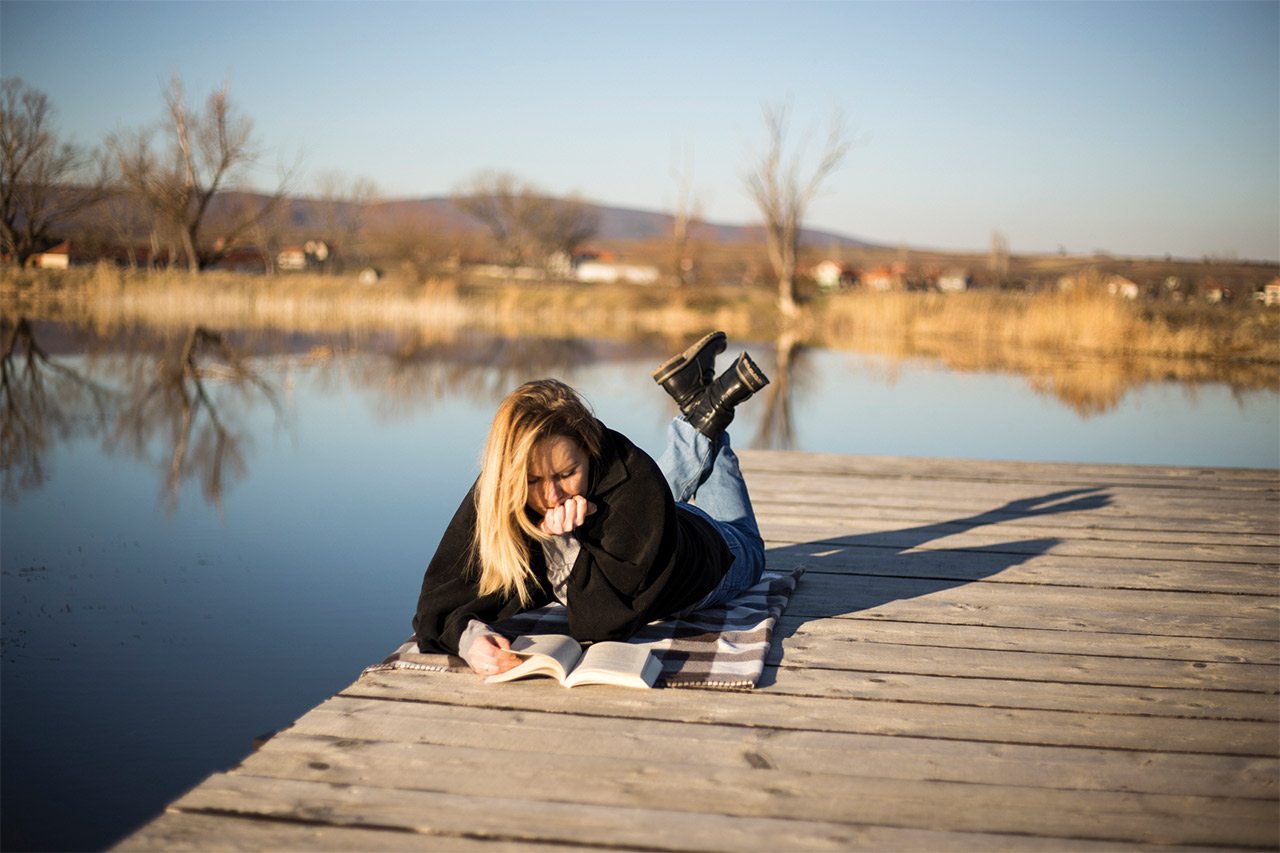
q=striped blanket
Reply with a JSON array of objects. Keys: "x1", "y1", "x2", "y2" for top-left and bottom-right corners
[{"x1": 363, "y1": 566, "x2": 804, "y2": 690}]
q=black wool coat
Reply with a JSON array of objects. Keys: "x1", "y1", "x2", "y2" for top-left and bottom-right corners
[{"x1": 413, "y1": 424, "x2": 731, "y2": 655}]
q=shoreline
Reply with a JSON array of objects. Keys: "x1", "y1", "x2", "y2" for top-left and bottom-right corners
[{"x1": 4, "y1": 265, "x2": 1277, "y2": 369}]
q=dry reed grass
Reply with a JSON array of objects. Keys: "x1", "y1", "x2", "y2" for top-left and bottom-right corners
[
  {"x1": 0, "y1": 265, "x2": 779, "y2": 346},
  {"x1": 4, "y1": 264, "x2": 1276, "y2": 373},
  {"x1": 814, "y1": 282, "x2": 1279, "y2": 364},
  {"x1": 4, "y1": 265, "x2": 1275, "y2": 419}
]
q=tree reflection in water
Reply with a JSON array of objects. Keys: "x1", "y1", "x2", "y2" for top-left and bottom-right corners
[
  {"x1": 361, "y1": 332, "x2": 604, "y2": 419},
  {"x1": 110, "y1": 326, "x2": 282, "y2": 513},
  {"x1": 0, "y1": 319, "x2": 282, "y2": 513},
  {"x1": 753, "y1": 329, "x2": 810, "y2": 451},
  {"x1": 1, "y1": 318, "x2": 116, "y2": 496},
  {"x1": 4, "y1": 320, "x2": 1274, "y2": 509}
]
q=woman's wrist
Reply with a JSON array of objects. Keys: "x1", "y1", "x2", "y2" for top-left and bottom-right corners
[{"x1": 456, "y1": 618, "x2": 496, "y2": 667}]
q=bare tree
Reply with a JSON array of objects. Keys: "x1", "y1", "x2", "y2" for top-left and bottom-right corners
[
  {"x1": 107, "y1": 76, "x2": 292, "y2": 271},
  {"x1": 455, "y1": 170, "x2": 521, "y2": 265},
  {"x1": 669, "y1": 149, "x2": 702, "y2": 286},
  {"x1": 989, "y1": 230, "x2": 1010, "y2": 284},
  {"x1": 744, "y1": 104, "x2": 849, "y2": 317},
  {"x1": 248, "y1": 200, "x2": 293, "y2": 275},
  {"x1": 527, "y1": 193, "x2": 599, "y2": 269},
  {"x1": 0, "y1": 78, "x2": 112, "y2": 265},
  {"x1": 454, "y1": 170, "x2": 598, "y2": 271},
  {"x1": 312, "y1": 170, "x2": 380, "y2": 273},
  {"x1": 367, "y1": 213, "x2": 462, "y2": 282},
  {"x1": 95, "y1": 188, "x2": 153, "y2": 267}
]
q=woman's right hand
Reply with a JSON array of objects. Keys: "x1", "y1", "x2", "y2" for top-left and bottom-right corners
[
  {"x1": 467, "y1": 633, "x2": 519, "y2": 678},
  {"x1": 539, "y1": 494, "x2": 597, "y2": 536}
]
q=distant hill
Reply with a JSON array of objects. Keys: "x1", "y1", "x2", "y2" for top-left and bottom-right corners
[{"x1": 270, "y1": 193, "x2": 877, "y2": 249}]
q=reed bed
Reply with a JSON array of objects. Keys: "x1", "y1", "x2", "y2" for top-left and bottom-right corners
[
  {"x1": 4, "y1": 265, "x2": 1276, "y2": 369},
  {"x1": 0, "y1": 266, "x2": 775, "y2": 345},
  {"x1": 4, "y1": 265, "x2": 1275, "y2": 418},
  {"x1": 814, "y1": 285, "x2": 1279, "y2": 364}
]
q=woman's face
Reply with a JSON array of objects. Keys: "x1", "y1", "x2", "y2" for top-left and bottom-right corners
[{"x1": 526, "y1": 435, "x2": 589, "y2": 515}]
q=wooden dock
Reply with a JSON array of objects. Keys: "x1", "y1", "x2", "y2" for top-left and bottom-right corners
[{"x1": 119, "y1": 452, "x2": 1279, "y2": 850}]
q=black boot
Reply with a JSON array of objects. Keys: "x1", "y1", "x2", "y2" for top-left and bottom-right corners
[
  {"x1": 651, "y1": 330, "x2": 727, "y2": 416},
  {"x1": 685, "y1": 352, "x2": 770, "y2": 440}
]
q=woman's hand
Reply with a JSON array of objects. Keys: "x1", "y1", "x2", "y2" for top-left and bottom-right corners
[
  {"x1": 466, "y1": 633, "x2": 519, "y2": 678},
  {"x1": 539, "y1": 494, "x2": 597, "y2": 536}
]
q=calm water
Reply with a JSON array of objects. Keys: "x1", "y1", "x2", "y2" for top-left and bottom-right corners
[{"x1": 2, "y1": 321, "x2": 1277, "y2": 850}]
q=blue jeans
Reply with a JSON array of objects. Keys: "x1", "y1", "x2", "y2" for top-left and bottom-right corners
[{"x1": 657, "y1": 418, "x2": 766, "y2": 610}]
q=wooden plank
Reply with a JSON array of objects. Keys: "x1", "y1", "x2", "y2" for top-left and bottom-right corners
[
  {"x1": 115, "y1": 810, "x2": 593, "y2": 851},
  {"x1": 784, "y1": 591, "x2": 1278, "y2": 640},
  {"x1": 767, "y1": 632, "x2": 1279, "y2": 694},
  {"x1": 755, "y1": 497, "x2": 1280, "y2": 538},
  {"x1": 744, "y1": 481, "x2": 1279, "y2": 524},
  {"x1": 786, "y1": 594, "x2": 1277, "y2": 640},
  {"x1": 165, "y1": 773, "x2": 1121, "y2": 852},
  {"x1": 752, "y1": 494, "x2": 1280, "y2": 541},
  {"x1": 763, "y1": 545, "x2": 1279, "y2": 595},
  {"x1": 226, "y1": 732, "x2": 1277, "y2": 847},
  {"x1": 786, "y1": 573, "x2": 1279, "y2": 639},
  {"x1": 758, "y1": 519, "x2": 1280, "y2": 563},
  {"x1": 289, "y1": 695, "x2": 1280, "y2": 800},
  {"x1": 739, "y1": 460, "x2": 1280, "y2": 495},
  {"x1": 746, "y1": 471, "x2": 1280, "y2": 512},
  {"x1": 760, "y1": 514, "x2": 1280, "y2": 549},
  {"x1": 739, "y1": 466, "x2": 1280, "y2": 502},
  {"x1": 761, "y1": 665, "x2": 1279, "y2": 721},
  {"x1": 775, "y1": 615, "x2": 1280, "y2": 665},
  {"x1": 343, "y1": 672, "x2": 1279, "y2": 756},
  {"x1": 737, "y1": 450, "x2": 1280, "y2": 488}
]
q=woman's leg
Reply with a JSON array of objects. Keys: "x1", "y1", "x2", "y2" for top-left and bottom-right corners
[
  {"x1": 658, "y1": 418, "x2": 766, "y2": 605},
  {"x1": 657, "y1": 416, "x2": 714, "y2": 503}
]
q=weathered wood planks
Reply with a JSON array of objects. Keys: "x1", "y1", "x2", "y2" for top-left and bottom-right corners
[{"x1": 116, "y1": 452, "x2": 1280, "y2": 851}]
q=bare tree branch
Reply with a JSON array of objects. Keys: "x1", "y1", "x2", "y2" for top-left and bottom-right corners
[
  {"x1": 107, "y1": 75, "x2": 294, "y2": 271},
  {"x1": 743, "y1": 102, "x2": 849, "y2": 317},
  {"x1": 454, "y1": 170, "x2": 599, "y2": 272},
  {"x1": 0, "y1": 78, "x2": 112, "y2": 265}
]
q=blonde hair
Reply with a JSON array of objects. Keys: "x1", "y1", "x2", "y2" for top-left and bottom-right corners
[{"x1": 473, "y1": 379, "x2": 602, "y2": 605}]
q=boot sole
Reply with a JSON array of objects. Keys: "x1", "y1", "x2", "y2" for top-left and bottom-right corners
[
  {"x1": 737, "y1": 352, "x2": 771, "y2": 391},
  {"x1": 651, "y1": 330, "x2": 727, "y2": 384}
]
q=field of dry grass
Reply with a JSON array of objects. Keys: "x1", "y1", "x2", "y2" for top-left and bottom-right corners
[
  {"x1": 3, "y1": 265, "x2": 1276, "y2": 370},
  {"x1": 813, "y1": 284, "x2": 1279, "y2": 363},
  {"x1": 3, "y1": 265, "x2": 1275, "y2": 421},
  {"x1": 0, "y1": 265, "x2": 775, "y2": 343}
]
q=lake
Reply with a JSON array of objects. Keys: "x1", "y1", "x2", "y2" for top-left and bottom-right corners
[{"x1": 2, "y1": 319, "x2": 1277, "y2": 850}]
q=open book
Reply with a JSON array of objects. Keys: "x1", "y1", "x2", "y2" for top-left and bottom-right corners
[{"x1": 484, "y1": 634, "x2": 661, "y2": 689}]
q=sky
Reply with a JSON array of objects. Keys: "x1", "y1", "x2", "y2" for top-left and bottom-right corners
[{"x1": 2, "y1": 0, "x2": 1277, "y2": 261}]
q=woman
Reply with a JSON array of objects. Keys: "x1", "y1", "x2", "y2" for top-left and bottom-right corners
[{"x1": 412, "y1": 331, "x2": 770, "y2": 677}]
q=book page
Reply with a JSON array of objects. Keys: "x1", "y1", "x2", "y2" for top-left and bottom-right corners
[
  {"x1": 563, "y1": 641, "x2": 660, "y2": 689},
  {"x1": 484, "y1": 634, "x2": 582, "y2": 684}
]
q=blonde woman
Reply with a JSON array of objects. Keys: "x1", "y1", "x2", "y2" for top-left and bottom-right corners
[{"x1": 413, "y1": 331, "x2": 769, "y2": 676}]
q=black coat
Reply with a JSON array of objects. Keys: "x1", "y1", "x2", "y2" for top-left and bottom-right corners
[{"x1": 413, "y1": 424, "x2": 731, "y2": 654}]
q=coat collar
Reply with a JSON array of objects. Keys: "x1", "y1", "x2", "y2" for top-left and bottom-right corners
[{"x1": 589, "y1": 422, "x2": 631, "y2": 495}]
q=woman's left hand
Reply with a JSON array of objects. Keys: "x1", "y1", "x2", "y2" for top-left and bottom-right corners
[{"x1": 540, "y1": 494, "x2": 597, "y2": 536}]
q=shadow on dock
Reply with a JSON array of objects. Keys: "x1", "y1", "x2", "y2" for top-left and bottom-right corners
[{"x1": 758, "y1": 487, "x2": 1113, "y2": 687}]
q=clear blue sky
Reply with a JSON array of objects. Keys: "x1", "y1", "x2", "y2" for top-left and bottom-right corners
[{"x1": 2, "y1": 0, "x2": 1277, "y2": 261}]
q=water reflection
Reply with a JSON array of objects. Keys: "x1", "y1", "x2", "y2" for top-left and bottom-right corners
[
  {"x1": 111, "y1": 326, "x2": 283, "y2": 513},
  {"x1": 2, "y1": 318, "x2": 117, "y2": 497},
  {"x1": 754, "y1": 329, "x2": 806, "y2": 450},
  {"x1": 1, "y1": 319, "x2": 283, "y2": 512},
  {"x1": 368, "y1": 333, "x2": 600, "y2": 416},
  {"x1": 2, "y1": 320, "x2": 1276, "y2": 510},
  {"x1": 839, "y1": 333, "x2": 1278, "y2": 418}
]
